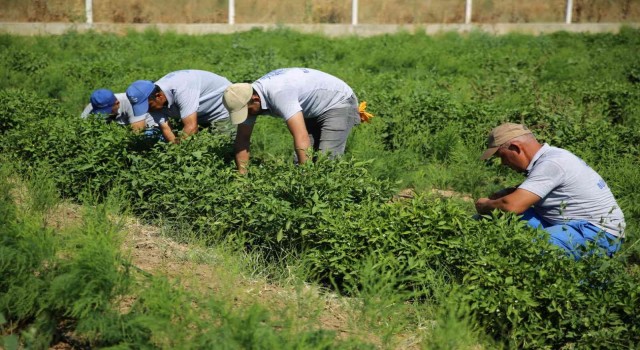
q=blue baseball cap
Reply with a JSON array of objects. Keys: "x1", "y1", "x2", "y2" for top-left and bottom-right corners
[
  {"x1": 126, "y1": 80, "x2": 155, "y2": 116},
  {"x1": 90, "y1": 88, "x2": 117, "y2": 115}
]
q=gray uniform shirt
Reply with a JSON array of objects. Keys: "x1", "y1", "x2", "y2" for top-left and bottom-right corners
[
  {"x1": 81, "y1": 93, "x2": 156, "y2": 127},
  {"x1": 519, "y1": 144, "x2": 626, "y2": 237},
  {"x1": 151, "y1": 70, "x2": 231, "y2": 126},
  {"x1": 244, "y1": 68, "x2": 354, "y2": 125}
]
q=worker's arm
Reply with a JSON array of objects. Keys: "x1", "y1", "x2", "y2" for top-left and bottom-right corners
[
  {"x1": 234, "y1": 123, "x2": 254, "y2": 174},
  {"x1": 160, "y1": 121, "x2": 177, "y2": 144},
  {"x1": 285, "y1": 112, "x2": 311, "y2": 165},
  {"x1": 489, "y1": 186, "x2": 518, "y2": 200},
  {"x1": 475, "y1": 188, "x2": 540, "y2": 215},
  {"x1": 181, "y1": 112, "x2": 198, "y2": 137}
]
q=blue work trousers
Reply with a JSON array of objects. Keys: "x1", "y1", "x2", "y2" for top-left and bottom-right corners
[{"x1": 521, "y1": 208, "x2": 623, "y2": 260}]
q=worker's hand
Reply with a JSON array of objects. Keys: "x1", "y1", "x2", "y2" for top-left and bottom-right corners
[
  {"x1": 475, "y1": 197, "x2": 493, "y2": 215},
  {"x1": 237, "y1": 164, "x2": 248, "y2": 175}
]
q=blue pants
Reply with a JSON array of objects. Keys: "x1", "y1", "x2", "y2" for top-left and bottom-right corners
[
  {"x1": 521, "y1": 209, "x2": 623, "y2": 260},
  {"x1": 143, "y1": 128, "x2": 166, "y2": 142}
]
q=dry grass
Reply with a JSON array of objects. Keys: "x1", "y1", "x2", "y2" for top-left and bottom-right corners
[{"x1": 1, "y1": 0, "x2": 638, "y2": 23}]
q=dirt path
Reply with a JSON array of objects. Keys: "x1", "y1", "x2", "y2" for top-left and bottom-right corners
[
  {"x1": 44, "y1": 203, "x2": 400, "y2": 348},
  {"x1": 393, "y1": 188, "x2": 473, "y2": 202},
  {"x1": 120, "y1": 218, "x2": 396, "y2": 346}
]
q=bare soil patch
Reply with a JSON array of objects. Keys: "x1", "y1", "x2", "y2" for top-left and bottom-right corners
[
  {"x1": 393, "y1": 188, "x2": 473, "y2": 202},
  {"x1": 119, "y1": 217, "x2": 384, "y2": 345}
]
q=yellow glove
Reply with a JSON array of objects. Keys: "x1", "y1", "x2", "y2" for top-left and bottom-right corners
[{"x1": 358, "y1": 101, "x2": 374, "y2": 123}]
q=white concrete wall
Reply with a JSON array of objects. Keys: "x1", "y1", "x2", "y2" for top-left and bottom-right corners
[{"x1": 0, "y1": 22, "x2": 638, "y2": 37}]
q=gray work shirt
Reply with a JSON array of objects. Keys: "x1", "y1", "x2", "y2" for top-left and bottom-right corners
[
  {"x1": 151, "y1": 70, "x2": 231, "y2": 126},
  {"x1": 81, "y1": 93, "x2": 156, "y2": 127},
  {"x1": 244, "y1": 68, "x2": 355, "y2": 125},
  {"x1": 519, "y1": 144, "x2": 626, "y2": 237}
]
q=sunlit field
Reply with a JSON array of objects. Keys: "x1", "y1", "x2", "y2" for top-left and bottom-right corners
[{"x1": 1, "y1": 27, "x2": 639, "y2": 349}]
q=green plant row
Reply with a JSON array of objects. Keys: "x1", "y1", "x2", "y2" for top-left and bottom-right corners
[
  {"x1": 0, "y1": 164, "x2": 371, "y2": 349},
  {"x1": 2, "y1": 89, "x2": 639, "y2": 348}
]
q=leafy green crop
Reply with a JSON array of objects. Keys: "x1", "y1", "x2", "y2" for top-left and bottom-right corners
[{"x1": 1, "y1": 28, "x2": 639, "y2": 348}]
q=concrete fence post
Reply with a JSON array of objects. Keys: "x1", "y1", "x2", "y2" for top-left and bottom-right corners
[
  {"x1": 565, "y1": 0, "x2": 573, "y2": 23},
  {"x1": 229, "y1": 0, "x2": 235, "y2": 24},
  {"x1": 85, "y1": 0, "x2": 93, "y2": 24},
  {"x1": 465, "y1": 0, "x2": 472, "y2": 24},
  {"x1": 352, "y1": 0, "x2": 358, "y2": 26}
]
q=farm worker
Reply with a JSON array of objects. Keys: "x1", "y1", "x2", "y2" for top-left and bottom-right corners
[
  {"x1": 475, "y1": 122, "x2": 625, "y2": 260},
  {"x1": 126, "y1": 69, "x2": 232, "y2": 143},
  {"x1": 81, "y1": 88, "x2": 157, "y2": 131},
  {"x1": 222, "y1": 67, "x2": 371, "y2": 174}
]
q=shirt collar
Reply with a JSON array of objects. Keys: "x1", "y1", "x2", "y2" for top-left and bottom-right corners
[
  {"x1": 252, "y1": 83, "x2": 269, "y2": 111},
  {"x1": 156, "y1": 82, "x2": 174, "y2": 107},
  {"x1": 526, "y1": 143, "x2": 550, "y2": 175},
  {"x1": 116, "y1": 98, "x2": 125, "y2": 116}
]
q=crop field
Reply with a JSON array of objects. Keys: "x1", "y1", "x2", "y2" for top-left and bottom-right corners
[{"x1": 1, "y1": 27, "x2": 640, "y2": 349}]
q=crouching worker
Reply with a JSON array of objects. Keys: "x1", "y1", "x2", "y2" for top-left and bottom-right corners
[
  {"x1": 222, "y1": 68, "x2": 370, "y2": 174},
  {"x1": 475, "y1": 122, "x2": 625, "y2": 260},
  {"x1": 126, "y1": 70, "x2": 232, "y2": 144},
  {"x1": 81, "y1": 88, "x2": 159, "y2": 135}
]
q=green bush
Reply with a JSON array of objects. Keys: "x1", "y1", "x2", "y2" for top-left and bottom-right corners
[
  {"x1": 0, "y1": 89, "x2": 65, "y2": 134},
  {"x1": 0, "y1": 166, "x2": 58, "y2": 329},
  {"x1": 0, "y1": 165, "x2": 132, "y2": 348}
]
